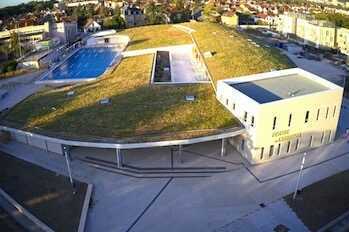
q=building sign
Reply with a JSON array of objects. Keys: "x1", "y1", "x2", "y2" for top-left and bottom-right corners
[{"x1": 272, "y1": 129, "x2": 301, "y2": 142}]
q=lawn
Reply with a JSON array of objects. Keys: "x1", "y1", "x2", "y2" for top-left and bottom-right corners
[
  {"x1": 182, "y1": 22, "x2": 294, "y2": 85},
  {"x1": 2, "y1": 22, "x2": 294, "y2": 142},
  {"x1": 285, "y1": 170, "x2": 349, "y2": 231},
  {"x1": 3, "y1": 55, "x2": 237, "y2": 142},
  {"x1": 119, "y1": 24, "x2": 192, "y2": 51},
  {"x1": 0, "y1": 152, "x2": 87, "y2": 232}
]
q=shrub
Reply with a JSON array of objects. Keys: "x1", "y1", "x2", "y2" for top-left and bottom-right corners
[{"x1": 2, "y1": 60, "x2": 18, "y2": 73}]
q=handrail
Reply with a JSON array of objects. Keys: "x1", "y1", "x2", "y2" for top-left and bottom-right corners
[{"x1": 0, "y1": 125, "x2": 245, "y2": 150}]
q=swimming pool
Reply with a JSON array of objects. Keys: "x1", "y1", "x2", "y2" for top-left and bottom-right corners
[{"x1": 43, "y1": 47, "x2": 118, "y2": 81}]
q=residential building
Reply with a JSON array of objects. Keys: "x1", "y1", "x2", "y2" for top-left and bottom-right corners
[
  {"x1": 84, "y1": 19, "x2": 102, "y2": 33},
  {"x1": 336, "y1": 27, "x2": 349, "y2": 55},
  {"x1": 50, "y1": 21, "x2": 78, "y2": 44},
  {"x1": 217, "y1": 68, "x2": 343, "y2": 164},
  {"x1": 277, "y1": 13, "x2": 336, "y2": 49},
  {"x1": 0, "y1": 22, "x2": 50, "y2": 45},
  {"x1": 0, "y1": 21, "x2": 78, "y2": 46},
  {"x1": 121, "y1": 5, "x2": 145, "y2": 27},
  {"x1": 221, "y1": 11, "x2": 239, "y2": 27},
  {"x1": 276, "y1": 13, "x2": 297, "y2": 35}
]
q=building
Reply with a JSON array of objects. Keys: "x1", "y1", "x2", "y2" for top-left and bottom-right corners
[
  {"x1": 121, "y1": 5, "x2": 145, "y2": 27},
  {"x1": 50, "y1": 21, "x2": 78, "y2": 44},
  {"x1": 217, "y1": 68, "x2": 343, "y2": 164},
  {"x1": 221, "y1": 11, "x2": 239, "y2": 27},
  {"x1": 0, "y1": 21, "x2": 78, "y2": 46},
  {"x1": 84, "y1": 19, "x2": 102, "y2": 33},
  {"x1": 277, "y1": 13, "x2": 336, "y2": 49},
  {"x1": 0, "y1": 22, "x2": 50, "y2": 45},
  {"x1": 336, "y1": 27, "x2": 349, "y2": 55},
  {"x1": 276, "y1": 13, "x2": 297, "y2": 35},
  {"x1": 299, "y1": 20, "x2": 336, "y2": 49}
]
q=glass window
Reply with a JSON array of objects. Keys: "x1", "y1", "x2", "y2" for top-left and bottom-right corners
[
  {"x1": 233, "y1": 103, "x2": 236, "y2": 110},
  {"x1": 287, "y1": 141, "x2": 291, "y2": 153},
  {"x1": 244, "y1": 112, "x2": 247, "y2": 122},
  {"x1": 241, "y1": 139, "x2": 245, "y2": 150},
  {"x1": 272, "y1": 117, "x2": 276, "y2": 130},
  {"x1": 288, "y1": 114, "x2": 292, "y2": 127},
  {"x1": 295, "y1": 139, "x2": 299, "y2": 151},
  {"x1": 225, "y1": 99, "x2": 229, "y2": 106},
  {"x1": 326, "y1": 107, "x2": 329, "y2": 119},
  {"x1": 333, "y1": 106, "x2": 336, "y2": 117},
  {"x1": 251, "y1": 116, "x2": 255, "y2": 127},
  {"x1": 269, "y1": 145, "x2": 274, "y2": 157},
  {"x1": 277, "y1": 143, "x2": 281, "y2": 155},
  {"x1": 316, "y1": 109, "x2": 320, "y2": 120},
  {"x1": 260, "y1": 147, "x2": 264, "y2": 160},
  {"x1": 305, "y1": 111, "x2": 309, "y2": 123},
  {"x1": 321, "y1": 131, "x2": 325, "y2": 144}
]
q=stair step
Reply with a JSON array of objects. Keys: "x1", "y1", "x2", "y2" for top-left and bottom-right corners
[
  {"x1": 84, "y1": 156, "x2": 227, "y2": 173},
  {"x1": 86, "y1": 162, "x2": 212, "y2": 178}
]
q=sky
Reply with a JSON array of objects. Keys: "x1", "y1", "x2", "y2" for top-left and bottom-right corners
[{"x1": 0, "y1": 0, "x2": 32, "y2": 8}]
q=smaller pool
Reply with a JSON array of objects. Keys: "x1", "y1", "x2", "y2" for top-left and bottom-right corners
[{"x1": 43, "y1": 47, "x2": 118, "y2": 81}]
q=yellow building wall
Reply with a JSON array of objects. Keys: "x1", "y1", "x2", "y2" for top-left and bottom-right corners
[{"x1": 221, "y1": 15, "x2": 239, "y2": 27}]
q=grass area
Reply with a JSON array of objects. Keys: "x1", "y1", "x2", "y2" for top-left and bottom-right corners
[
  {"x1": 4, "y1": 55, "x2": 236, "y2": 142},
  {"x1": 2, "y1": 22, "x2": 295, "y2": 142},
  {"x1": 285, "y1": 170, "x2": 349, "y2": 231},
  {"x1": 0, "y1": 152, "x2": 87, "y2": 232},
  {"x1": 119, "y1": 24, "x2": 192, "y2": 51},
  {"x1": 182, "y1": 22, "x2": 294, "y2": 84}
]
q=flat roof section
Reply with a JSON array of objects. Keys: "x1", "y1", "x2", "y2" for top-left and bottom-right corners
[{"x1": 231, "y1": 74, "x2": 329, "y2": 104}]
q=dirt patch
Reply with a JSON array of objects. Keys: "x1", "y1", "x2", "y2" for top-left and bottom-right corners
[
  {"x1": 0, "y1": 152, "x2": 87, "y2": 232},
  {"x1": 284, "y1": 170, "x2": 349, "y2": 231}
]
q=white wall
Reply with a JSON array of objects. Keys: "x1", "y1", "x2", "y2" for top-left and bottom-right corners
[{"x1": 217, "y1": 69, "x2": 343, "y2": 164}]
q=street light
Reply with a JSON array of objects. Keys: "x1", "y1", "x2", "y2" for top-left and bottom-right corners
[
  {"x1": 293, "y1": 151, "x2": 307, "y2": 200},
  {"x1": 62, "y1": 144, "x2": 76, "y2": 194}
]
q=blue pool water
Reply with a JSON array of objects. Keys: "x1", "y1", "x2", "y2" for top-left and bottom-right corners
[{"x1": 44, "y1": 47, "x2": 117, "y2": 80}]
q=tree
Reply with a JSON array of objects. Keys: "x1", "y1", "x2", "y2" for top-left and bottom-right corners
[
  {"x1": 9, "y1": 32, "x2": 21, "y2": 58},
  {"x1": 203, "y1": 1, "x2": 216, "y2": 17},
  {"x1": 103, "y1": 16, "x2": 125, "y2": 29},
  {"x1": 145, "y1": 2, "x2": 167, "y2": 25}
]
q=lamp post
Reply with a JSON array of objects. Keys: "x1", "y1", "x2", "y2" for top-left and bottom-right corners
[
  {"x1": 62, "y1": 145, "x2": 76, "y2": 194},
  {"x1": 293, "y1": 152, "x2": 307, "y2": 200}
]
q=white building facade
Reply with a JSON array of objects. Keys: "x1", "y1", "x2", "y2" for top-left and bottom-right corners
[{"x1": 217, "y1": 68, "x2": 343, "y2": 164}]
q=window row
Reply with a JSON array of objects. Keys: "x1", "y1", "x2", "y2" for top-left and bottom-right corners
[
  {"x1": 272, "y1": 105, "x2": 337, "y2": 130},
  {"x1": 259, "y1": 130, "x2": 332, "y2": 160}
]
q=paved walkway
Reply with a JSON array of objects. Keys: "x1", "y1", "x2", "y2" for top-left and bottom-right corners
[
  {"x1": 1, "y1": 135, "x2": 349, "y2": 232},
  {"x1": 0, "y1": 70, "x2": 45, "y2": 111},
  {"x1": 215, "y1": 199, "x2": 308, "y2": 232}
]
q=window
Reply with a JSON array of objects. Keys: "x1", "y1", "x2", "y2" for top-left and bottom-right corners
[
  {"x1": 326, "y1": 107, "x2": 329, "y2": 119},
  {"x1": 328, "y1": 131, "x2": 332, "y2": 143},
  {"x1": 233, "y1": 103, "x2": 236, "y2": 110},
  {"x1": 295, "y1": 139, "x2": 299, "y2": 151},
  {"x1": 251, "y1": 116, "x2": 255, "y2": 127},
  {"x1": 309, "y1": 136, "x2": 313, "y2": 147},
  {"x1": 305, "y1": 111, "x2": 309, "y2": 123},
  {"x1": 269, "y1": 145, "x2": 274, "y2": 157},
  {"x1": 321, "y1": 131, "x2": 325, "y2": 144},
  {"x1": 241, "y1": 139, "x2": 245, "y2": 150},
  {"x1": 316, "y1": 109, "x2": 320, "y2": 120},
  {"x1": 260, "y1": 147, "x2": 264, "y2": 160},
  {"x1": 225, "y1": 99, "x2": 229, "y2": 106},
  {"x1": 287, "y1": 141, "x2": 291, "y2": 153},
  {"x1": 277, "y1": 143, "x2": 281, "y2": 155},
  {"x1": 272, "y1": 117, "x2": 277, "y2": 130},
  {"x1": 288, "y1": 114, "x2": 292, "y2": 127},
  {"x1": 333, "y1": 106, "x2": 336, "y2": 117},
  {"x1": 244, "y1": 112, "x2": 247, "y2": 122}
]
